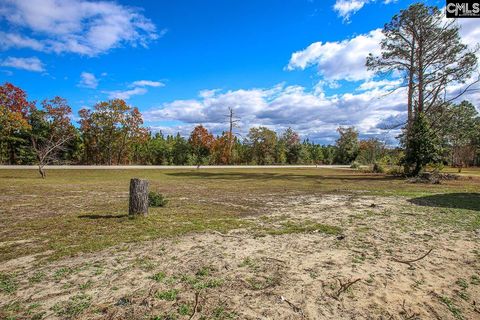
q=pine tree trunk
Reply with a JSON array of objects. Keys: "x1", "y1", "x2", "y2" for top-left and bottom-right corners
[{"x1": 129, "y1": 178, "x2": 149, "y2": 216}]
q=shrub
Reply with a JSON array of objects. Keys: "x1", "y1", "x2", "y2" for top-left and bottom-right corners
[
  {"x1": 387, "y1": 166, "x2": 404, "y2": 176},
  {"x1": 372, "y1": 162, "x2": 385, "y2": 173},
  {"x1": 350, "y1": 161, "x2": 360, "y2": 169},
  {"x1": 148, "y1": 192, "x2": 168, "y2": 207}
]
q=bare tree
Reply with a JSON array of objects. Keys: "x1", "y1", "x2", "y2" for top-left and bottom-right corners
[
  {"x1": 225, "y1": 107, "x2": 240, "y2": 164},
  {"x1": 29, "y1": 97, "x2": 76, "y2": 178}
]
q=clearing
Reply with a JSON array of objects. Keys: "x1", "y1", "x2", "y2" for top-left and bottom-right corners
[{"x1": 0, "y1": 168, "x2": 479, "y2": 319}]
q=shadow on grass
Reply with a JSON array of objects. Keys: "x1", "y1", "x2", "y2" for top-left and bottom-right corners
[
  {"x1": 79, "y1": 214, "x2": 129, "y2": 219},
  {"x1": 165, "y1": 171, "x2": 400, "y2": 182},
  {"x1": 408, "y1": 193, "x2": 480, "y2": 211}
]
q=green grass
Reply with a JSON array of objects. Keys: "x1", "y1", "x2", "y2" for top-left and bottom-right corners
[
  {"x1": 0, "y1": 273, "x2": 17, "y2": 294},
  {"x1": 439, "y1": 296, "x2": 464, "y2": 320},
  {"x1": 0, "y1": 168, "x2": 478, "y2": 263},
  {"x1": 28, "y1": 271, "x2": 45, "y2": 284},
  {"x1": 51, "y1": 294, "x2": 91, "y2": 318},
  {"x1": 150, "y1": 271, "x2": 167, "y2": 282},
  {"x1": 155, "y1": 289, "x2": 179, "y2": 301}
]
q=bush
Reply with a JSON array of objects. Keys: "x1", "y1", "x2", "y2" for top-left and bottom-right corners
[
  {"x1": 387, "y1": 166, "x2": 404, "y2": 176},
  {"x1": 148, "y1": 192, "x2": 168, "y2": 207},
  {"x1": 372, "y1": 162, "x2": 385, "y2": 173},
  {"x1": 350, "y1": 161, "x2": 360, "y2": 169}
]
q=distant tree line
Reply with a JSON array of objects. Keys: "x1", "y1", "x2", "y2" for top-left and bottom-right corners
[{"x1": 1, "y1": 82, "x2": 479, "y2": 176}]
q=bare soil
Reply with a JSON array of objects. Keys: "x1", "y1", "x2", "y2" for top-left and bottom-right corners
[{"x1": 2, "y1": 193, "x2": 479, "y2": 320}]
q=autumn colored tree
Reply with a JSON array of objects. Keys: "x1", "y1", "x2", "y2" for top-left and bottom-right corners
[
  {"x1": 358, "y1": 138, "x2": 385, "y2": 164},
  {"x1": 79, "y1": 99, "x2": 148, "y2": 165},
  {"x1": 0, "y1": 83, "x2": 35, "y2": 164},
  {"x1": 29, "y1": 97, "x2": 76, "y2": 178},
  {"x1": 211, "y1": 131, "x2": 241, "y2": 165},
  {"x1": 188, "y1": 125, "x2": 215, "y2": 165}
]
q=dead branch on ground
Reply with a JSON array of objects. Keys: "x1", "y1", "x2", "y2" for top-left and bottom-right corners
[
  {"x1": 331, "y1": 278, "x2": 362, "y2": 300},
  {"x1": 189, "y1": 292, "x2": 200, "y2": 320},
  {"x1": 392, "y1": 249, "x2": 433, "y2": 268}
]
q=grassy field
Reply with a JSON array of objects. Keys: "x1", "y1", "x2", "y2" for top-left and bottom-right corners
[{"x1": 0, "y1": 168, "x2": 479, "y2": 319}]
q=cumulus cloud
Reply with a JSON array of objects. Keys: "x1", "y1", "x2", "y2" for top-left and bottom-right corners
[
  {"x1": 0, "y1": 56, "x2": 45, "y2": 72},
  {"x1": 0, "y1": 0, "x2": 162, "y2": 56},
  {"x1": 287, "y1": 29, "x2": 383, "y2": 82},
  {"x1": 78, "y1": 72, "x2": 99, "y2": 89}
]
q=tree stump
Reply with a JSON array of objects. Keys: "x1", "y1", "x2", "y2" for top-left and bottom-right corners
[{"x1": 129, "y1": 178, "x2": 149, "y2": 216}]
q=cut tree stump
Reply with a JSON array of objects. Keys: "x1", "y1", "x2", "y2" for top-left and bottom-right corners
[{"x1": 129, "y1": 178, "x2": 149, "y2": 216}]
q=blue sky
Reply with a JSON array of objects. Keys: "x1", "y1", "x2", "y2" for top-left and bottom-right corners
[{"x1": 0, "y1": 0, "x2": 478, "y2": 143}]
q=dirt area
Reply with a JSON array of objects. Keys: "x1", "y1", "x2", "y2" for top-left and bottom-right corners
[{"x1": 1, "y1": 193, "x2": 479, "y2": 320}]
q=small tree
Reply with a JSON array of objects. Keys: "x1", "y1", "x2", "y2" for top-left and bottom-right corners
[
  {"x1": 29, "y1": 97, "x2": 75, "y2": 178},
  {"x1": 335, "y1": 127, "x2": 359, "y2": 164},
  {"x1": 246, "y1": 127, "x2": 277, "y2": 165},
  {"x1": 401, "y1": 113, "x2": 441, "y2": 176},
  {"x1": 188, "y1": 125, "x2": 214, "y2": 165},
  {"x1": 281, "y1": 127, "x2": 302, "y2": 164}
]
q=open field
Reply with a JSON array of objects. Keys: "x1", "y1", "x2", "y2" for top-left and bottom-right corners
[{"x1": 0, "y1": 168, "x2": 479, "y2": 319}]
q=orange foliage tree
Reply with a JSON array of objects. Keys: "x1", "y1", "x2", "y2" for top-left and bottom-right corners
[
  {"x1": 0, "y1": 83, "x2": 35, "y2": 164},
  {"x1": 79, "y1": 99, "x2": 148, "y2": 165},
  {"x1": 188, "y1": 125, "x2": 215, "y2": 165}
]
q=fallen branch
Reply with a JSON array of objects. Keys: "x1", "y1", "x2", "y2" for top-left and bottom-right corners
[
  {"x1": 332, "y1": 278, "x2": 362, "y2": 300},
  {"x1": 189, "y1": 292, "x2": 200, "y2": 320},
  {"x1": 280, "y1": 296, "x2": 304, "y2": 315},
  {"x1": 392, "y1": 249, "x2": 433, "y2": 267}
]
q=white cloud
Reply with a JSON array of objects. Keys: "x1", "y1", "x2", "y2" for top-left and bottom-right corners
[
  {"x1": 458, "y1": 18, "x2": 480, "y2": 49},
  {"x1": 78, "y1": 72, "x2": 98, "y2": 89},
  {"x1": 334, "y1": 0, "x2": 371, "y2": 21},
  {"x1": 104, "y1": 79, "x2": 166, "y2": 100},
  {"x1": 287, "y1": 29, "x2": 383, "y2": 81},
  {"x1": 333, "y1": 0, "x2": 397, "y2": 21},
  {"x1": 0, "y1": 56, "x2": 45, "y2": 72},
  {"x1": 0, "y1": 0, "x2": 161, "y2": 56},
  {"x1": 130, "y1": 80, "x2": 165, "y2": 88},
  {"x1": 357, "y1": 79, "x2": 403, "y2": 91},
  {"x1": 104, "y1": 87, "x2": 148, "y2": 100},
  {"x1": 0, "y1": 31, "x2": 45, "y2": 51}
]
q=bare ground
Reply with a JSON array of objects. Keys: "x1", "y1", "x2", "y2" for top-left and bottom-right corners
[{"x1": 1, "y1": 193, "x2": 479, "y2": 320}]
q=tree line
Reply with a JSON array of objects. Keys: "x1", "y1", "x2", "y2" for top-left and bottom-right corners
[
  {"x1": 1, "y1": 80, "x2": 479, "y2": 177},
  {"x1": 0, "y1": 82, "x2": 399, "y2": 171}
]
